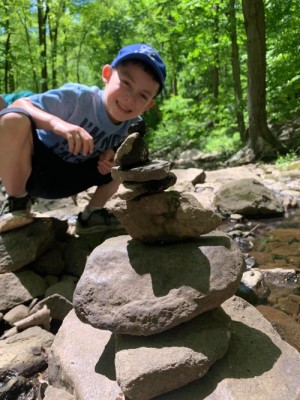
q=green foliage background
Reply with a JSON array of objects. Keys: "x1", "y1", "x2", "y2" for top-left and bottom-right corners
[{"x1": 0, "y1": 0, "x2": 299, "y2": 157}]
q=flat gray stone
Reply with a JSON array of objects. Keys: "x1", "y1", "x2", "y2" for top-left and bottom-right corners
[
  {"x1": 3, "y1": 304, "x2": 30, "y2": 325},
  {"x1": 48, "y1": 310, "x2": 124, "y2": 400},
  {"x1": 44, "y1": 277, "x2": 76, "y2": 302},
  {"x1": 0, "y1": 326, "x2": 54, "y2": 376},
  {"x1": 115, "y1": 173, "x2": 177, "y2": 201},
  {"x1": 111, "y1": 160, "x2": 171, "y2": 182},
  {"x1": 44, "y1": 385, "x2": 76, "y2": 400},
  {"x1": 0, "y1": 218, "x2": 59, "y2": 273},
  {"x1": 31, "y1": 294, "x2": 73, "y2": 321},
  {"x1": 74, "y1": 234, "x2": 245, "y2": 335},
  {"x1": 153, "y1": 296, "x2": 300, "y2": 400},
  {"x1": 115, "y1": 308, "x2": 231, "y2": 399},
  {"x1": 0, "y1": 271, "x2": 47, "y2": 312},
  {"x1": 108, "y1": 191, "x2": 222, "y2": 243}
]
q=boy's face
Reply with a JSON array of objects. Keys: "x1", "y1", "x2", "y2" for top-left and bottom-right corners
[{"x1": 102, "y1": 62, "x2": 160, "y2": 124}]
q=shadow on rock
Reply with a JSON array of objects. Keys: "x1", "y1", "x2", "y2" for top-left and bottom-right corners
[
  {"x1": 153, "y1": 321, "x2": 282, "y2": 399},
  {"x1": 127, "y1": 239, "x2": 211, "y2": 297},
  {"x1": 94, "y1": 334, "x2": 117, "y2": 381}
]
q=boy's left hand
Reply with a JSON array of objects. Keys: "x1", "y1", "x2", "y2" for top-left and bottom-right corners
[{"x1": 97, "y1": 149, "x2": 115, "y2": 175}]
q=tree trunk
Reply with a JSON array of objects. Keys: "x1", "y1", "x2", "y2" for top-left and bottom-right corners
[
  {"x1": 4, "y1": 32, "x2": 13, "y2": 93},
  {"x1": 228, "y1": 0, "x2": 246, "y2": 143},
  {"x1": 212, "y1": 4, "x2": 219, "y2": 106},
  {"x1": 3, "y1": 0, "x2": 14, "y2": 92},
  {"x1": 76, "y1": 29, "x2": 88, "y2": 83},
  {"x1": 242, "y1": 0, "x2": 284, "y2": 160},
  {"x1": 63, "y1": 26, "x2": 69, "y2": 82},
  {"x1": 48, "y1": 0, "x2": 66, "y2": 88},
  {"x1": 50, "y1": 23, "x2": 58, "y2": 88},
  {"x1": 18, "y1": 7, "x2": 39, "y2": 92},
  {"x1": 37, "y1": 0, "x2": 49, "y2": 92}
]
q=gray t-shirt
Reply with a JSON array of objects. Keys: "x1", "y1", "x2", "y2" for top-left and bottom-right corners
[{"x1": 29, "y1": 83, "x2": 139, "y2": 163}]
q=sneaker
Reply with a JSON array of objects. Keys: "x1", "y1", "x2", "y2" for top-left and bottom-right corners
[
  {"x1": 75, "y1": 208, "x2": 123, "y2": 234},
  {"x1": 0, "y1": 195, "x2": 33, "y2": 233}
]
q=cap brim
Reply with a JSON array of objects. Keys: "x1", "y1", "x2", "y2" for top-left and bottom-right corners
[{"x1": 111, "y1": 53, "x2": 165, "y2": 92}]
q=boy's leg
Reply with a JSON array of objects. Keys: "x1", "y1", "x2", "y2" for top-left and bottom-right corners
[
  {"x1": 0, "y1": 108, "x2": 122, "y2": 234},
  {"x1": 75, "y1": 180, "x2": 122, "y2": 234},
  {"x1": 0, "y1": 111, "x2": 34, "y2": 232},
  {"x1": 89, "y1": 180, "x2": 120, "y2": 207},
  {"x1": 0, "y1": 112, "x2": 33, "y2": 196}
]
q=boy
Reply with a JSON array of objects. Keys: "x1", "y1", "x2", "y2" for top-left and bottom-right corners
[{"x1": 0, "y1": 43, "x2": 166, "y2": 234}]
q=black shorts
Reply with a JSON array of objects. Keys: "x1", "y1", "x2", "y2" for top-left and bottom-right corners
[{"x1": 0, "y1": 107, "x2": 112, "y2": 199}]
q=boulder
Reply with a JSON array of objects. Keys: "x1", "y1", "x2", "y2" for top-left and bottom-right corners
[
  {"x1": 74, "y1": 233, "x2": 245, "y2": 335},
  {"x1": 108, "y1": 192, "x2": 222, "y2": 243},
  {"x1": 213, "y1": 178, "x2": 284, "y2": 216}
]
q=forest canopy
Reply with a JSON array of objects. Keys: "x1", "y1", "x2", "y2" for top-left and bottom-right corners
[{"x1": 0, "y1": 0, "x2": 299, "y2": 159}]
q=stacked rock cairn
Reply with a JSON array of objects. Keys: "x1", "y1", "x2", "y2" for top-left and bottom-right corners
[{"x1": 73, "y1": 126, "x2": 245, "y2": 399}]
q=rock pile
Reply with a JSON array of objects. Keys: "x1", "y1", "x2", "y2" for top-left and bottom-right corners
[
  {"x1": 1, "y1": 130, "x2": 300, "y2": 399},
  {"x1": 60, "y1": 132, "x2": 300, "y2": 399},
  {"x1": 71, "y1": 132, "x2": 246, "y2": 398},
  {"x1": 1, "y1": 129, "x2": 300, "y2": 398},
  {"x1": 109, "y1": 131, "x2": 222, "y2": 243}
]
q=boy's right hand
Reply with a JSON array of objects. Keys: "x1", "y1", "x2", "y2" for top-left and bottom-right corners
[
  {"x1": 10, "y1": 99, "x2": 94, "y2": 157},
  {"x1": 50, "y1": 119, "x2": 94, "y2": 156}
]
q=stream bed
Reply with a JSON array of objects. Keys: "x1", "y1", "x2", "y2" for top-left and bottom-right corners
[{"x1": 221, "y1": 210, "x2": 300, "y2": 352}]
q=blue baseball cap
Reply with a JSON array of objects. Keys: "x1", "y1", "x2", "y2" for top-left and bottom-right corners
[{"x1": 111, "y1": 43, "x2": 166, "y2": 93}]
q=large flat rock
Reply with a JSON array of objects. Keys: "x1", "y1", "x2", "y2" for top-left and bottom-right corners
[
  {"x1": 49, "y1": 297, "x2": 300, "y2": 400},
  {"x1": 154, "y1": 296, "x2": 300, "y2": 400},
  {"x1": 115, "y1": 308, "x2": 231, "y2": 399},
  {"x1": 48, "y1": 310, "x2": 124, "y2": 400},
  {"x1": 74, "y1": 233, "x2": 245, "y2": 335}
]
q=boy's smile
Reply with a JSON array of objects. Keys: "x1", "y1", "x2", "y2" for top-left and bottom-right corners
[{"x1": 102, "y1": 62, "x2": 159, "y2": 124}]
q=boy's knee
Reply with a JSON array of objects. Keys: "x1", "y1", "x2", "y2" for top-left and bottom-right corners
[{"x1": 0, "y1": 112, "x2": 32, "y2": 134}]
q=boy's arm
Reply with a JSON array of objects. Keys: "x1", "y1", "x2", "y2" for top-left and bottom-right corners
[{"x1": 10, "y1": 98, "x2": 94, "y2": 157}]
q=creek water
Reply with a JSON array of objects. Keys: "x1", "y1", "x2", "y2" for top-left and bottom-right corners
[{"x1": 222, "y1": 210, "x2": 300, "y2": 334}]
